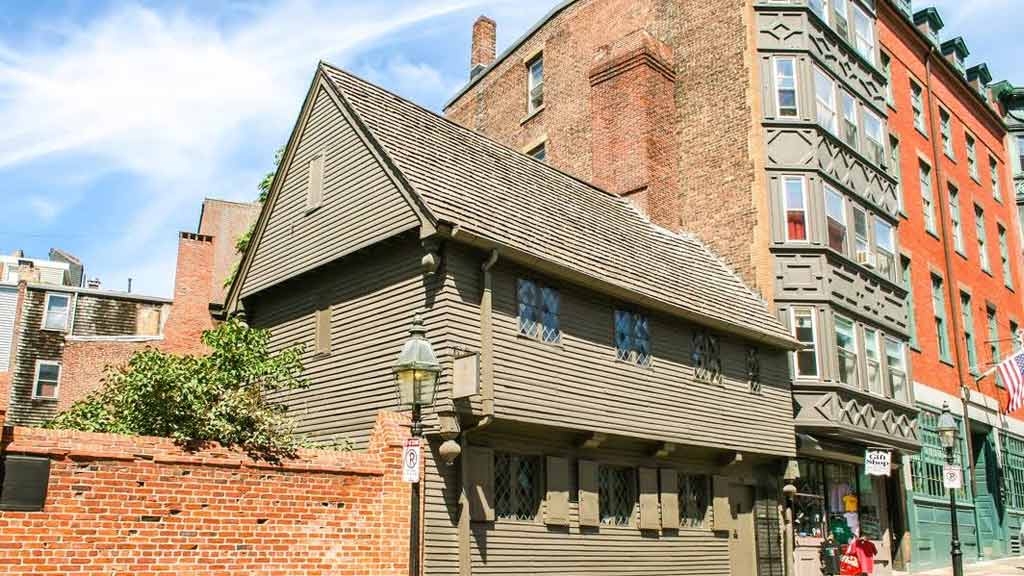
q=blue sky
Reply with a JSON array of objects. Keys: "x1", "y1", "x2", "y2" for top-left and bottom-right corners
[{"x1": 0, "y1": 0, "x2": 1019, "y2": 297}]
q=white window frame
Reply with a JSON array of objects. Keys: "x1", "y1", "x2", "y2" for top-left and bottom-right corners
[
  {"x1": 885, "y1": 337, "x2": 908, "y2": 402},
  {"x1": 976, "y1": 205, "x2": 990, "y2": 272},
  {"x1": 874, "y1": 217, "x2": 896, "y2": 281},
  {"x1": 815, "y1": 66, "x2": 838, "y2": 135},
  {"x1": 851, "y1": 3, "x2": 875, "y2": 64},
  {"x1": 940, "y1": 108, "x2": 954, "y2": 158},
  {"x1": 527, "y1": 55, "x2": 544, "y2": 114},
  {"x1": 32, "y1": 359, "x2": 61, "y2": 400},
  {"x1": 966, "y1": 134, "x2": 978, "y2": 180},
  {"x1": 841, "y1": 90, "x2": 859, "y2": 151},
  {"x1": 920, "y1": 161, "x2": 936, "y2": 233},
  {"x1": 949, "y1": 184, "x2": 963, "y2": 253},
  {"x1": 863, "y1": 108, "x2": 884, "y2": 165},
  {"x1": 864, "y1": 327, "x2": 883, "y2": 395},
  {"x1": 825, "y1": 185, "x2": 848, "y2": 254},
  {"x1": 835, "y1": 314, "x2": 859, "y2": 388},
  {"x1": 832, "y1": 0, "x2": 850, "y2": 39},
  {"x1": 911, "y1": 81, "x2": 927, "y2": 134},
  {"x1": 991, "y1": 156, "x2": 1002, "y2": 202},
  {"x1": 783, "y1": 176, "x2": 809, "y2": 242},
  {"x1": 809, "y1": 0, "x2": 829, "y2": 24},
  {"x1": 791, "y1": 307, "x2": 819, "y2": 378},
  {"x1": 774, "y1": 57, "x2": 799, "y2": 118},
  {"x1": 42, "y1": 292, "x2": 71, "y2": 332}
]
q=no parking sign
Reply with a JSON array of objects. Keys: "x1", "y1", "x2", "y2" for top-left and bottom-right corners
[{"x1": 403, "y1": 438, "x2": 421, "y2": 484}]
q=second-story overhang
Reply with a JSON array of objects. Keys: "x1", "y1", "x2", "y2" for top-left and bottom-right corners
[{"x1": 792, "y1": 380, "x2": 921, "y2": 453}]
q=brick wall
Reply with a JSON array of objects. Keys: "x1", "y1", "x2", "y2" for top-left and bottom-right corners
[
  {"x1": 197, "y1": 199, "x2": 261, "y2": 306},
  {"x1": 162, "y1": 232, "x2": 216, "y2": 356},
  {"x1": 880, "y1": 3, "x2": 1024, "y2": 415},
  {"x1": 0, "y1": 410, "x2": 415, "y2": 576},
  {"x1": 57, "y1": 340, "x2": 156, "y2": 413},
  {"x1": 445, "y1": 0, "x2": 769, "y2": 293}
]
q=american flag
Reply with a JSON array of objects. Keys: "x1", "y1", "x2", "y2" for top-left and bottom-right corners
[{"x1": 997, "y1": 351, "x2": 1024, "y2": 413}]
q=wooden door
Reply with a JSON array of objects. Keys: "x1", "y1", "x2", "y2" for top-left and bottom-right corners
[{"x1": 729, "y1": 483, "x2": 758, "y2": 576}]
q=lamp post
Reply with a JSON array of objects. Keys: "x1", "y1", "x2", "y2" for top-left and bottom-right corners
[
  {"x1": 936, "y1": 402, "x2": 964, "y2": 576},
  {"x1": 392, "y1": 314, "x2": 440, "y2": 576}
]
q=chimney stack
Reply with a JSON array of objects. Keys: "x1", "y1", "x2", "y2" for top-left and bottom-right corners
[{"x1": 470, "y1": 16, "x2": 496, "y2": 78}]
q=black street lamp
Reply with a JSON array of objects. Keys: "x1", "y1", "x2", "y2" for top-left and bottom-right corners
[
  {"x1": 936, "y1": 401, "x2": 964, "y2": 576},
  {"x1": 392, "y1": 314, "x2": 440, "y2": 576}
]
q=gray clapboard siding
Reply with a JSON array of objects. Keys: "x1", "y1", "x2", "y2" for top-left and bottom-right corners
[
  {"x1": 0, "y1": 286, "x2": 17, "y2": 372},
  {"x1": 251, "y1": 237, "x2": 444, "y2": 449},
  {"x1": 242, "y1": 85, "x2": 420, "y2": 298},
  {"x1": 441, "y1": 245, "x2": 795, "y2": 456}
]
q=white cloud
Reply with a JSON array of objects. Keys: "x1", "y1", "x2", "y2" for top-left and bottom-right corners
[
  {"x1": 27, "y1": 195, "x2": 62, "y2": 222},
  {"x1": 0, "y1": 0, "x2": 505, "y2": 296}
]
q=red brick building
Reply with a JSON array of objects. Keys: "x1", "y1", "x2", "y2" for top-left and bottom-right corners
[
  {"x1": 1, "y1": 198, "x2": 258, "y2": 425},
  {"x1": 445, "y1": 0, "x2": 1023, "y2": 573},
  {"x1": 879, "y1": 3, "x2": 1024, "y2": 569}
]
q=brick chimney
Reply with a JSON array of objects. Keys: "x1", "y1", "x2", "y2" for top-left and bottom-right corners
[
  {"x1": 471, "y1": 16, "x2": 496, "y2": 78},
  {"x1": 162, "y1": 232, "x2": 215, "y2": 355},
  {"x1": 589, "y1": 30, "x2": 680, "y2": 230}
]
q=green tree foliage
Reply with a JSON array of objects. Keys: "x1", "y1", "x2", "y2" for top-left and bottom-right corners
[{"x1": 47, "y1": 318, "x2": 310, "y2": 458}]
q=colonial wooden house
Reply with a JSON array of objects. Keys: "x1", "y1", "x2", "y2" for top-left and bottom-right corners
[{"x1": 225, "y1": 63, "x2": 801, "y2": 575}]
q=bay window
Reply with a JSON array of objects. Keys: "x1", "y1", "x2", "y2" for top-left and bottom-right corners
[
  {"x1": 864, "y1": 327, "x2": 882, "y2": 395},
  {"x1": 886, "y1": 337, "x2": 908, "y2": 402},
  {"x1": 832, "y1": 0, "x2": 849, "y2": 40},
  {"x1": 863, "y1": 109, "x2": 884, "y2": 165},
  {"x1": 874, "y1": 218, "x2": 895, "y2": 281},
  {"x1": 775, "y1": 57, "x2": 799, "y2": 117},
  {"x1": 815, "y1": 67, "x2": 838, "y2": 135},
  {"x1": 825, "y1": 186, "x2": 847, "y2": 254},
  {"x1": 793, "y1": 307, "x2": 819, "y2": 378},
  {"x1": 841, "y1": 91, "x2": 859, "y2": 150},
  {"x1": 852, "y1": 4, "x2": 875, "y2": 64},
  {"x1": 835, "y1": 315, "x2": 859, "y2": 388},
  {"x1": 784, "y1": 176, "x2": 808, "y2": 241}
]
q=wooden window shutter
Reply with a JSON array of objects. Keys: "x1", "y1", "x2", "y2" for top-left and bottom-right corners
[
  {"x1": 711, "y1": 475, "x2": 733, "y2": 531},
  {"x1": 545, "y1": 456, "x2": 570, "y2": 526},
  {"x1": 659, "y1": 469, "x2": 679, "y2": 530},
  {"x1": 638, "y1": 468, "x2": 660, "y2": 530},
  {"x1": 315, "y1": 301, "x2": 331, "y2": 355},
  {"x1": 466, "y1": 446, "x2": 494, "y2": 522},
  {"x1": 307, "y1": 150, "x2": 324, "y2": 210},
  {"x1": 578, "y1": 460, "x2": 599, "y2": 527}
]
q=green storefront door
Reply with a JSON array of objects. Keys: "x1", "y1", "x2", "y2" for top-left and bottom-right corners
[{"x1": 972, "y1": 429, "x2": 1005, "y2": 559}]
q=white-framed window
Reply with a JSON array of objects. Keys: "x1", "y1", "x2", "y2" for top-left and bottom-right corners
[
  {"x1": 792, "y1": 307, "x2": 819, "y2": 378},
  {"x1": 864, "y1": 327, "x2": 882, "y2": 395},
  {"x1": 2, "y1": 264, "x2": 18, "y2": 283},
  {"x1": 966, "y1": 134, "x2": 978, "y2": 180},
  {"x1": 835, "y1": 314, "x2": 859, "y2": 388},
  {"x1": 825, "y1": 185, "x2": 847, "y2": 254},
  {"x1": 809, "y1": 0, "x2": 828, "y2": 24},
  {"x1": 976, "y1": 205, "x2": 990, "y2": 272},
  {"x1": 890, "y1": 134, "x2": 903, "y2": 208},
  {"x1": 940, "y1": 108, "x2": 954, "y2": 158},
  {"x1": 784, "y1": 176, "x2": 809, "y2": 242},
  {"x1": 875, "y1": 218, "x2": 895, "y2": 281},
  {"x1": 863, "y1": 109, "x2": 884, "y2": 166},
  {"x1": 841, "y1": 91, "x2": 859, "y2": 150},
  {"x1": 32, "y1": 360, "x2": 61, "y2": 399},
  {"x1": 920, "y1": 161, "x2": 937, "y2": 233},
  {"x1": 911, "y1": 81, "x2": 927, "y2": 134},
  {"x1": 774, "y1": 57, "x2": 799, "y2": 117},
  {"x1": 991, "y1": 156, "x2": 1002, "y2": 202},
  {"x1": 949, "y1": 184, "x2": 963, "y2": 253},
  {"x1": 881, "y1": 51, "x2": 893, "y2": 106},
  {"x1": 527, "y1": 55, "x2": 544, "y2": 113},
  {"x1": 832, "y1": 0, "x2": 849, "y2": 40},
  {"x1": 815, "y1": 67, "x2": 838, "y2": 135},
  {"x1": 851, "y1": 4, "x2": 875, "y2": 64},
  {"x1": 999, "y1": 224, "x2": 1013, "y2": 289},
  {"x1": 853, "y1": 205, "x2": 869, "y2": 259},
  {"x1": 885, "y1": 337, "x2": 908, "y2": 402},
  {"x1": 42, "y1": 292, "x2": 71, "y2": 332}
]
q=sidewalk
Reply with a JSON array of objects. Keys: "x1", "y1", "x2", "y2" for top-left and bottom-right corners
[{"x1": 895, "y1": 556, "x2": 1024, "y2": 575}]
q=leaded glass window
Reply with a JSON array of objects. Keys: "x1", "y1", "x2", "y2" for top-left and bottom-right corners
[
  {"x1": 517, "y1": 278, "x2": 560, "y2": 343},
  {"x1": 494, "y1": 452, "x2": 542, "y2": 521},
  {"x1": 692, "y1": 330, "x2": 722, "y2": 385},
  {"x1": 599, "y1": 465, "x2": 636, "y2": 526},
  {"x1": 615, "y1": 309, "x2": 651, "y2": 366},
  {"x1": 679, "y1": 473, "x2": 710, "y2": 528}
]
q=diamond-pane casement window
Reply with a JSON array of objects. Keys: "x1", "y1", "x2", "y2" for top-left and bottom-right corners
[
  {"x1": 692, "y1": 331, "x2": 722, "y2": 385},
  {"x1": 599, "y1": 465, "x2": 636, "y2": 526},
  {"x1": 494, "y1": 452, "x2": 542, "y2": 521},
  {"x1": 517, "y1": 279, "x2": 560, "y2": 343},
  {"x1": 614, "y1": 310, "x2": 651, "y2": 366},
  {"x1": 679, "y1": 474, "x2": 710, "y2": 528}
]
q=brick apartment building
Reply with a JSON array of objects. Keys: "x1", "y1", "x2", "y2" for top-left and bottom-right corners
[
  {"x1": 991, "y1": 81, "x2": 1024, "y2": 246},
  {"x1": 445, "y1": 0, "x2": 1023, "y2": 573},
  {"x1": 0, "y1": 198, "x2": 258, "y2": 426}
]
